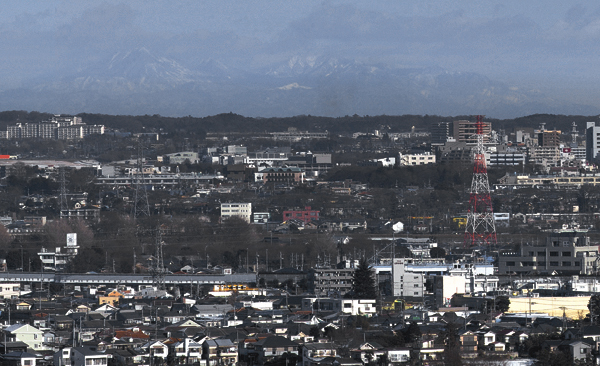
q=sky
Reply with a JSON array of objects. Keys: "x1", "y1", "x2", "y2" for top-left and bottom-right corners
[{"x1": 2, "y1": 1, "x2": 600, "y2": 114}]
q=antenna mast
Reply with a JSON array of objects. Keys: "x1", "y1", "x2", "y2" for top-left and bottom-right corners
[{"x1": 464, "y1": 115, "x2": 497, "y2": 247}]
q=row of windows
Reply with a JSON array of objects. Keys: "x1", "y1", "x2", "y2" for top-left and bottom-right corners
[
  {"x1": 505, "y1": 261, "x2": 580, "y2": 267},
  {"x1": 527, "y1": 251, "x2": 572, "y2": 256}
]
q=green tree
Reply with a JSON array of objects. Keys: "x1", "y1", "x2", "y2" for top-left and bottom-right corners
[
  {"x1": 495, "y1": 295, "x2": 511, "y2": 313},
  {"x1": 440, "y1": 321, "x2": 462, "y2": 366},
  {"x1": 402, "y1": 321, "x2": 421, "y2": 344},
  {"x1": 351, "y1": 258, "x2": 377, "y2": 299},
  {"x1": 430, "y1": 247, "x2": 446, "y2": 259},
  {"x1": 588, "y1": 294, "x2": 600, "y2": 325}
]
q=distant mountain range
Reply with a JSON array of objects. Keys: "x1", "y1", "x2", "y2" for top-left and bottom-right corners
[{"x1": 0, "y1": 48, "x2": 597, "y2": 118}]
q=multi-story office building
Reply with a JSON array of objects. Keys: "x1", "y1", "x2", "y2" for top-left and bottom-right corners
[
  {"x1": 399, "y1": 152, "x2": 436, "y2": 166},
  {"x1": 538, "y1": 130, "x2": 561, "y2": 147},
  {"x1": 498, "y1": 229, "x2": 599, "y2": 275},
  {"x1": 488, "y1": 152, "x2": 526, "y2": 166},
  {"x1": 282, "y1": 206, "x2": 320, "y2": 223},
  {"x1": 220, "y1": 202, "x2": 252, "y2": 223},
  {"x1": 431, "y1": 122, "x2": 452, "y2": 145},
  {"x1": 529, "y1": 146, "x2": 560, "y2": 166},
  {"x1": 164, "y1": 151, "x2": 200, "y2": 165},
  {"x1": 261, "y1": 167, "x2": 305, "y2": 184},
  {"x1": 309, "y1": 267, "x2": 355, "y2": 296},
  {"x1": 453, "y1": 120, "x2": 492, "y2": 144}
]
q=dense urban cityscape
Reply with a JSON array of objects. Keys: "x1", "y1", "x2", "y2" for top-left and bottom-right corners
[{"x1": 0, "y1": 111, "x2": 597, "y2": 365}]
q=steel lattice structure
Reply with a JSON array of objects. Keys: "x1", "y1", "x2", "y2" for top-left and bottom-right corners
[
  {"x1": 132, "y1": 142, "x2": 151, "y2": 218},
  {"x1": 464, "y1": 115, "x2": 497, "y2": 246},
  {"x1": 59, "y1": 167, "x2": 68, "y2": 218},
  {"x1": 152, "y1": 227, "x2": 166, "y2": 290}
]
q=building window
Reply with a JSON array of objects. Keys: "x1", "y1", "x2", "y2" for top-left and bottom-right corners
[{"x1": 562, "y1": 252, "x2": 571, "y2": 256}]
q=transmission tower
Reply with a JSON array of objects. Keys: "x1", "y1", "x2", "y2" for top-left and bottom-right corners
[
  {"x1": 59, "y1": 168, "x2": 68, "y2": 218},
  {"x1": 464, "y1": 115, "x2": 497, "y2": 247},
  {"x1": 132, "y1": 142, "x2": 151, "y2": 218},
  {"x1": 152, "y1": 227, "x2": 166, "y2": 291}
]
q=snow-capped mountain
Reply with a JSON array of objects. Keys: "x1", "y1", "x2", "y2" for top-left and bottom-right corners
[{"x1": 0, "y1": 50, "x2": 597, "y2": 118}]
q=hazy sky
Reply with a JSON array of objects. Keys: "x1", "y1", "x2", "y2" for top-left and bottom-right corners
[{"x1": 2, "y1": 1, "x2": 600, "y2": 111}]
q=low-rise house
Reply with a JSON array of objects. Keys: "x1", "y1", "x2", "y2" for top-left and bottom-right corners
[
  {"x1": 105, "y1": 348, "x2": 146, "y2": 365},
  {"x1": 387, "y1": 348, "x2": 411, "y2": 364},
  {"x1": 203, "y1": 338, "x2": 238, "y2": 365},
  {"x1": 564, "y1": 325, "x2": 600, "y2": 342},
  {"x1": 54, "y1": 346, "x2": 111, "y2": 366},
  {"x1": 173, "y1": 338, "x2": 203, "y2": 364},
  {"x1": 476, "y1": 330, "x2": 496, "y2": 348},
  {"x1": 560, "y1": 340, "x2": 594, "y2": 363},
  {"x1": 1, "y1": 351, "x2": 43, "y2": 366},
  {"x1": 302, "y1": 298, "x2": 377, "y2": 317},
  {"x1": 418, "y1": 347, "x2": 444, "y2": 362},
  {"x1": 143, "y1": 340, "x2": 169, "y2": 362},
  {"x1": 350, "y1": 342, "x2": 385, "y2": 364},
  {"x1": 3, "y1": 324, "x2": 48, "y2": 351},
  {"x1": 302, "y1": 342, "x2": 337, "y2": 366},
  {"x1": 458, "y1": 330, "x2": 478, "y2": 353},
  {"x1": 98, "y1": 289, "x2": 123, "y2": 306},
  {"x1": 252, "y1": 336, "x2": 299, "y2": 365}
]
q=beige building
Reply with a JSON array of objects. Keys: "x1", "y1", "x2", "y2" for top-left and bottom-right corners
[
  {"x1": 507, "y1": 296, "x2": 590, "y2": 319},
  {"x1": 399, "y1": 152, "x2": 436, "y2": 166},
  {"x1": 220, "y1": 202, "x2": 252, "y2": 223}
]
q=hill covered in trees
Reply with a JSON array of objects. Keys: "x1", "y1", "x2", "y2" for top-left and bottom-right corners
[{"x1": 0, "y1": 111, "x2": 594, "y2": 135}]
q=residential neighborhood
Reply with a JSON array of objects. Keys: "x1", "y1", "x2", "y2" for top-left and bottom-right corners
[{"x1": 0, "y1": 113, "x2": 600, "y2": 365}]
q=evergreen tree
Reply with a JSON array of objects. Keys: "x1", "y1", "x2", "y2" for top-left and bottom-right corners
[
  {"x1": 351, "y1": 258, "x2": 377, "y2": 299},
  {"x1": 588, "y1": 294, "x2": 600, "y2": 325}
]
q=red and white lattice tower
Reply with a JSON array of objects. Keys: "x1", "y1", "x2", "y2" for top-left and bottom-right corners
[{"x1": 464, "y1": 115, "x2": 497, "y2": 247}]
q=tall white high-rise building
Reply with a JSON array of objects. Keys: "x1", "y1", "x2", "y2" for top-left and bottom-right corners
[{"x1": 586, "y1": 122, "x2": 600, "y2": 164}]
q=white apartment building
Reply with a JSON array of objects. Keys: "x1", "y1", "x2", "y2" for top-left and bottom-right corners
[
  {"x1": 392, "y1": 258, "x2": 424, "y2": 297},
  {"x1": 38, "y1": 233, "x2": 80, "y2": 271},
  {"x1": 0, "y1": 282, "x2": 23, "y2": 299},
  {"x1": 399, "y1": 152, "x2": 436, "y2": 166},
  {"x1": 220, "y1": 203, "x2": 252, "y2": 223},
  {"x1": 5, "y1": 115, "x2": 104, "y2": 140},
  {"x1": 301, "y1": 298, "x2": 377, "y2": 316}
]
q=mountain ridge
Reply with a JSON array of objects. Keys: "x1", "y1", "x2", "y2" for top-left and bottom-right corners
[{"x1": 1, "y1": 49, "x2": 597, "y2": 119}]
